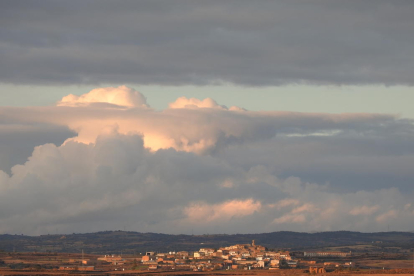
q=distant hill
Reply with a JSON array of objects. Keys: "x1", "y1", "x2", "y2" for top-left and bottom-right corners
[{"x1": 0, "y1": 231, "x2": 413, "y2": 254}]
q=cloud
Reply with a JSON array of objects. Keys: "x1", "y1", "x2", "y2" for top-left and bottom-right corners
[
  {"x1": 0, "y1": 130, "x2": 413, "y2": 234},
  {"x1": 184, "y1": 199, "x2": 262, "y2": 223},
  {"x1": 57, "y1": 86, "x2": 148, "y2": 108},
  {"x1": 376, "y1": 210, "x2": 398, "y2": 223},
  {"x1": 168, "y1": 96, "x2": 244, "y2": 111},
  {"x1": 5, "y1": 86, "x2": 409, "y2": 158},
  {"x1": 1, "y1": 87, "x2": 414, "y2": 234},
  {"x1": 350, "y1": 205, "x2": 380, "y2": 216},
  {"x1": 267, "y1": 199, "x2": 300, "y2": 210},
  {"x1": 291, "y1": 203, "x2": 319, "y2": 214},
  {"x1": 169, "y1": 97, "x2": 225, "y2": 109},
  {"x1": 272, "y1": 213, "x2": 306, "y2": 224},
  {"x1": 1, "y1": 1, "x2": 414, "y2": 86},
  {"x1": 0, "y1": 121, "x2": 75, "y2": 173}
]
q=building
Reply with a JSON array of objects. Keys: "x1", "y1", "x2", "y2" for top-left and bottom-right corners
[
  {"x1": 148, "y1": 263, "x2": 158, "y2": 270},
  {"x1": 59, "y1": 266, "x2": 94, "y2": 271},
  {"x1": 309, "y1": 266, "x2": 326, "y2": 274},
  {"x1": 304, "y1": 251, "x2": 351, "y2": 258},
  {"x1": 194, "y1": 251, "x2": 205, "y2": 258},
  {"x1": 200, "y1": 248, "x2": 215, "y2": 256}
]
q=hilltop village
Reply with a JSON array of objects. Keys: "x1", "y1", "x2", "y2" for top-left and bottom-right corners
[
  {"x1": 81, "y1": 240, "x2": 354, "y2": 272},
  {"x1": 2, "y1": 231, "x2": 414, "y2": 275},
  {"x1": 4, "y1": 238, "x2": 414, "y2": 275}
]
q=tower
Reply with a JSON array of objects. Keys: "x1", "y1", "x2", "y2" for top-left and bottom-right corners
[{"x1": 252, "y1": 240, "x2": 255, "y2": 246}]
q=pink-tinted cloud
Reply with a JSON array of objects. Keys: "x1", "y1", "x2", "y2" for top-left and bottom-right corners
[
  {"x1": 350, "y1": 205, "x2": 380, "y2": 216},
  {"x1": 169, "y1": 97, "x2": 224, "y2": 109},
  {"x1": 57, "y1": 86, "x2": 149, "y2": 108},
  {"x1": 376, "y1": 210, "x2": 398, "y2": 223},
  {"x1": 267, "y1": 199, "x2": 300, "y2": 210},
  {"x1": 184, "y1": 199, "x2": 262, "y2": 223}
]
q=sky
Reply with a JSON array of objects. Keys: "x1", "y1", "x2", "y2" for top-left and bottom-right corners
[{"x1": 0, "y1": 1, "x2": 414, "y2": 235}]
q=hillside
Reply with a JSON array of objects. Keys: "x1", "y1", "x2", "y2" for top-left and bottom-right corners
[{"x1": 0, "y1": 231, "x2": 413, "y2": 254}]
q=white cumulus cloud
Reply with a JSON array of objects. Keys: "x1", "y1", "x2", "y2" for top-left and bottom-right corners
[{"x1": 57, "y1": 86, "x2": 149, "y2": 108}]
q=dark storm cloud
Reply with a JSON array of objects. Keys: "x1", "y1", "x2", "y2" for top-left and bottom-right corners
[
  {"x1": 0, "y1": 121, "x2": 76, "y2": 173},
  {"x1": 1, "y1": 0, "x2": 414, "y2": 86}
]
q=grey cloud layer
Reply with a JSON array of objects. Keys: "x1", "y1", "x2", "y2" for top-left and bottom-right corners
[
  {"x1": 0, "y1": 121, "x2": 75, "y2": 174},
  {"x1": 1, "y1": 89, "x2": 414, "y2": 234},
  {"x1": 1, "y1": 1, "x2": 414, "y2": 85}
]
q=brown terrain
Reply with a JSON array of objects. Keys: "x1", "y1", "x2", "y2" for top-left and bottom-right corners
[{"x1": 0, "y1": 251, "x2": 413, "y2": 276}]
